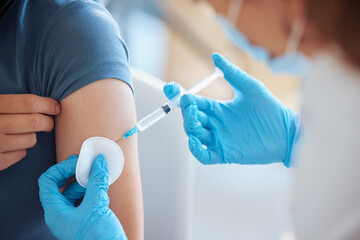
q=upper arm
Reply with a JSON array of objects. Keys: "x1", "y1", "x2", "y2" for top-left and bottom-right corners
[
  {"x1": 55, "y1": 79, "x2": 143, "y2": 239},
  {"x1": 36, "y1": 2, "x2": 143, "y2": 238}
]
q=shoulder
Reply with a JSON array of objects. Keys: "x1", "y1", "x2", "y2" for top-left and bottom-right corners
[
  {"x1": 15, "y1": 0, "x2": 124, "y2": 50},
  {"x1": 39, "y1": 0, "x2": 123, "y2": 42},
  {"x1": 18, "y1": 0, "x2": 115, "y2": 29},
  {"x1": 15, "y1": 0, "x2": 128, "y2": 63},
  {"x1": 52, "y1": 0, "x2": 118, "y2": 27},
  {"x1": 31, "y1": 0, "x2": 132, "y2": 101},
  {"x1": 30, "y1": 0, "x2": 112, "y2": 21}
]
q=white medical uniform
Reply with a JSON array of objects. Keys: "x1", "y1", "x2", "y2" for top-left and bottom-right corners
[{"x1": 293, "y1": 51, "x2": 360, "y2": 239}]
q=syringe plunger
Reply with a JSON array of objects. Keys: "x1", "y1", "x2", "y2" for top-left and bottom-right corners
[{"x1": 122, "y1": 68, "x2": 224, "y2": 139}]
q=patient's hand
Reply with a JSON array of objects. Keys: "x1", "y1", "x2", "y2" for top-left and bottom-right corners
[{"x1": 0, "y1": 94, "x2": 60, "y2": 170}]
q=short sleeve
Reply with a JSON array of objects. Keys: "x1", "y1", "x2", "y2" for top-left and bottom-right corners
[{"x1": 33, "y1": 0, "x2": 133, "y2": 101}]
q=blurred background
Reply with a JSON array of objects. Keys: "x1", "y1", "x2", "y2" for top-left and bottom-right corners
[{"x1": 105, "y1": 0, "x2": 300, "y2": 239}]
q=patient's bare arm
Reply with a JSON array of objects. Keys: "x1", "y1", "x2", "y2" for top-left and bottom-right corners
[{"x1": 55, "y1": 79, "x2": 144, "y2": 240}]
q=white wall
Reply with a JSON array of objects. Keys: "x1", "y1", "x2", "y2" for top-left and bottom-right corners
[{"x1": 189, "y1": 162, "x2": 295, "y2": 240}]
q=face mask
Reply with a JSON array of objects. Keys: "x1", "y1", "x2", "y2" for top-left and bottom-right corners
[{"x1": 217, "y1": 0, "x2": 309, "y2": 77}]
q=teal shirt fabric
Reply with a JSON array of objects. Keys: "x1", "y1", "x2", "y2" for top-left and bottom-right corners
[{"x1": 0, "y1": 0, "x2": 132, "y2": 238}]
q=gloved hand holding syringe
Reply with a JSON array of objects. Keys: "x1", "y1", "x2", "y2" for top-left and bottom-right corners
[{"x1": 122, "y1": 67, "x2": 224, "y2": 140}]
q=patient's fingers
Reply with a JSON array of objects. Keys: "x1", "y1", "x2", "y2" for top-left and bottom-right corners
[
  {"x1": 0, "y1": 150, "x2": 27, "y2": 171},
  {"x1": 0, "y1": 114, "x2": 55, "y2": 134},
  {"x1": 0, "y1": 133, "x2": 37, "y2": 153},
  {"x1": 0, "y1": 94, "x2": 60, "y2": 115}
]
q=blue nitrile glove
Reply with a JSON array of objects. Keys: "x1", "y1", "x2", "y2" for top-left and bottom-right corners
[
  {"x1": 38, "y1": 154, "x2": 127, "y2": 240},
  {"x1": 164, "y1": 53, "x2": 300, "y2": 167}
]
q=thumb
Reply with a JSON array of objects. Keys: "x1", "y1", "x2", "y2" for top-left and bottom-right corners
[
  {"x1": 83, "y1": 154, "x2": 110, "y2": 206},
  {"x1": 212, "y1": 53, "x2": 266, "y2": 96}
]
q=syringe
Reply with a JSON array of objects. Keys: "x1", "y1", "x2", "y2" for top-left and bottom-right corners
[{"x1": 121, "y1": 67, "x2": 224, "y2": 140}]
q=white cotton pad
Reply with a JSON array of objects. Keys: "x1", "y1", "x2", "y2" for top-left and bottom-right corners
[{"x1": 76, "y1": 137, "x2": 124, "y2": 188}]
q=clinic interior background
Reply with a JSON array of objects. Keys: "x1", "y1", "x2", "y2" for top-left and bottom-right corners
[{"x1": 105, "y1": 0, "x2": 300, "y2": 239}]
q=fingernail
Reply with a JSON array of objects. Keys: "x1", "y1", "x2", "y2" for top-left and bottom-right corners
[{"x1": 56, "y1": 104, "x2": 61, "y2": 114}]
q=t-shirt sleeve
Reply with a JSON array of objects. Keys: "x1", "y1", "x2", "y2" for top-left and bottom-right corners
[{"x1": 34, "y1": 1, "x2": 133, "y2": 101}]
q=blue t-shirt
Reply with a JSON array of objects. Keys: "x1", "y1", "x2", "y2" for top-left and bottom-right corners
[{"x1": 0, "y1": 0, "x2": 132, "y2": 238}]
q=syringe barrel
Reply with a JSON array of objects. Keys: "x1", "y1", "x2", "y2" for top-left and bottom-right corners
[
  {"x1": 137, "y1": 107, "x2": 166, "y2": 131},
  {"x1": 167, "y1": 94, "x2": 182, "y2": 110},
  {"x1": 136, "y1": 95, "x2": 181, "y2": 132},
  {"x1": 136, "y1": 68, "x2": 223, "y2": 132}
]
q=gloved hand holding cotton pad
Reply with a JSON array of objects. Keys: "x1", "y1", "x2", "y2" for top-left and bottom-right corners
[{"x1": 75, "y1": 137, "x2": 124, "y2": 188}]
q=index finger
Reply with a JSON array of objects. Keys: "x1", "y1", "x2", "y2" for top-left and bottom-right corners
[
  {"x1": 38, "y1": 156, "x2": 78, "y2": 206},
  {"x1": 39, "y1": 156, "x2": 78, "y2": 189},
  {"x1": 0, "y1": 94, "x2": 60, "y2": 115}
]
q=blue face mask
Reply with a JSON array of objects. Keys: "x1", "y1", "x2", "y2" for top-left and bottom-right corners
[{"x1": 216, "y1": 16, "x2": 309, "y2": 77}]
